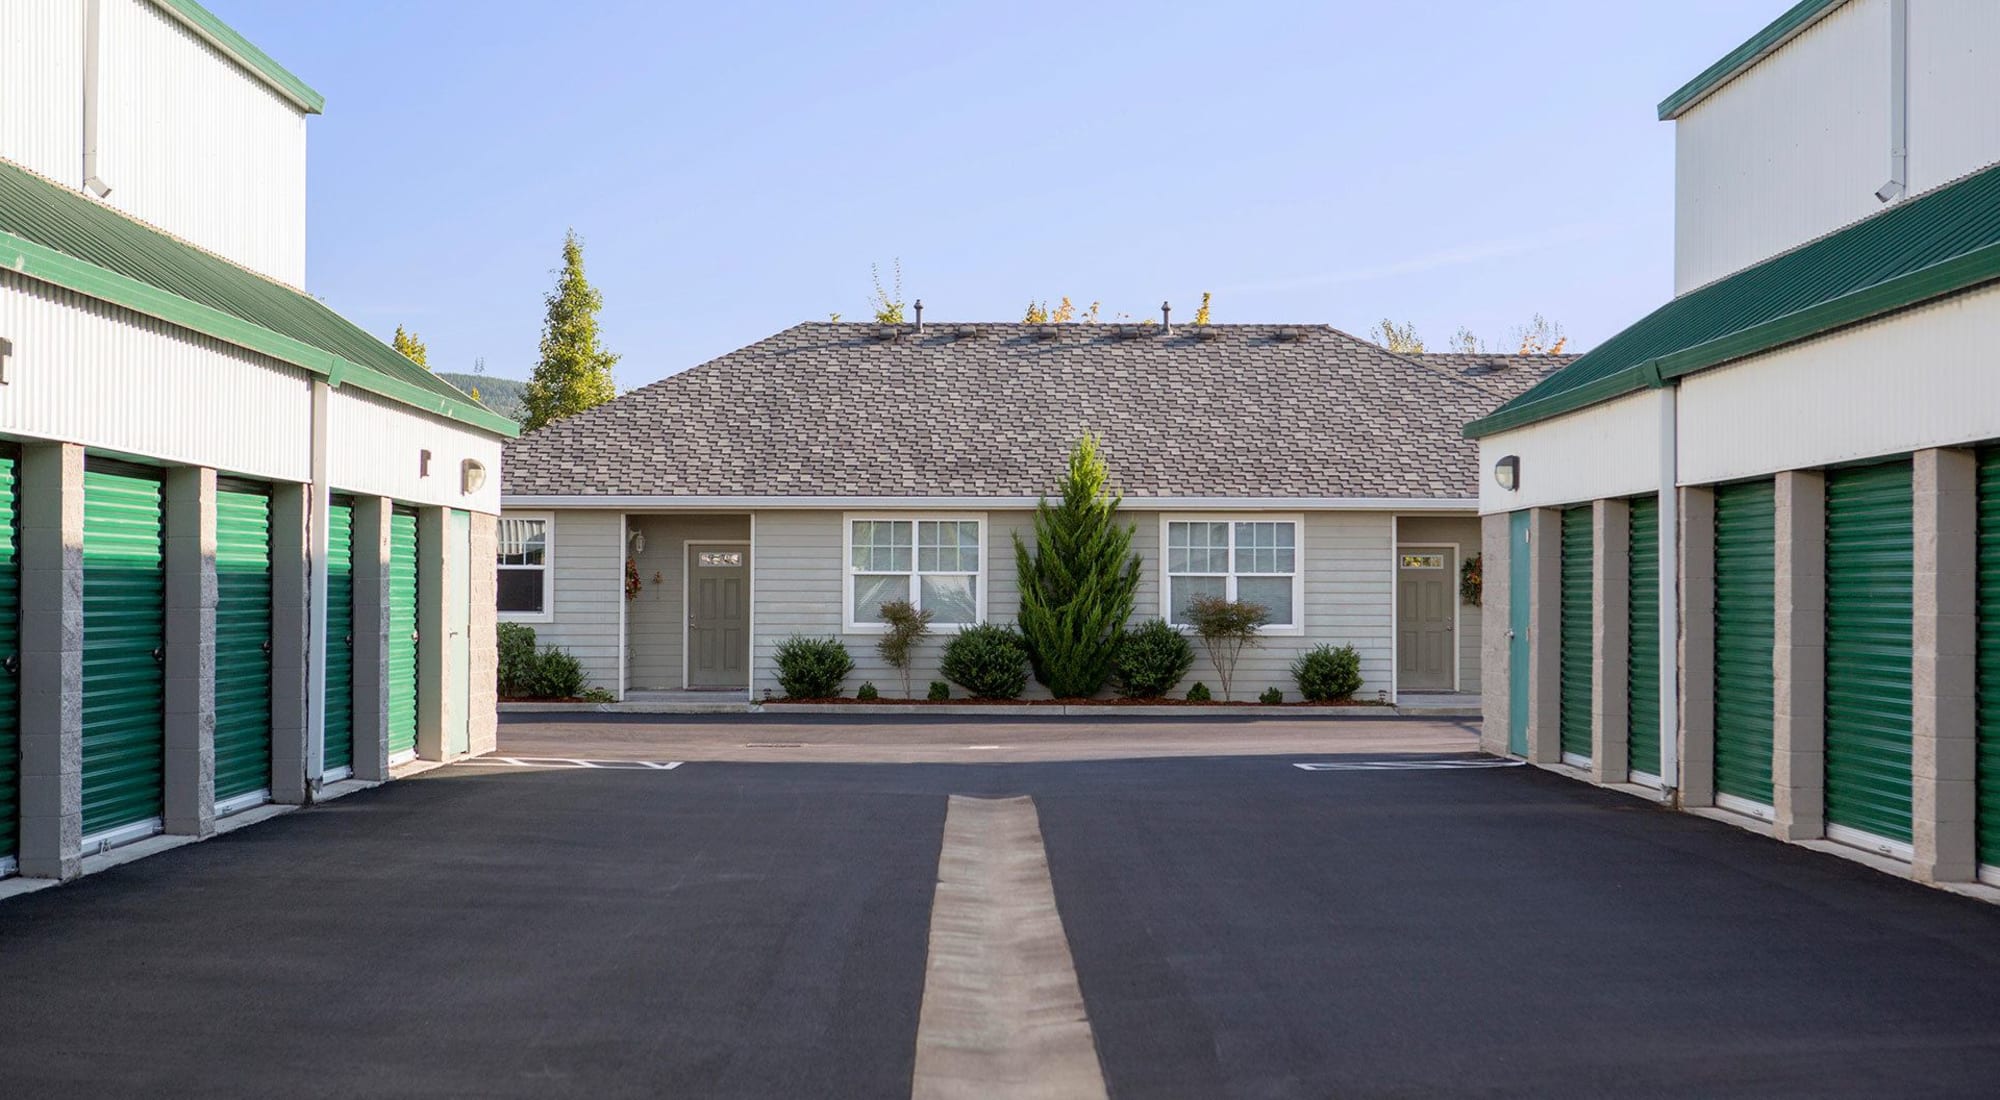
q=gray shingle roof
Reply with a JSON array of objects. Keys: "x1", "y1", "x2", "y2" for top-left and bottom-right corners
[{"x1": 501, "y1": 323, "x2": 1567, "y2": 500}]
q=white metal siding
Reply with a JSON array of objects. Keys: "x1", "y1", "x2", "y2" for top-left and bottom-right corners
[
  {"x1": 1677, "y1": 282, "x2": 2000, "y2": 485},
  {"x1": 327, "y1": 388, "x2": 503, "y2": 515},
  {"x1": 1907, "y1": 0, "x2": 2000, "y2": 194},
  {"x1": 748, "y1": 508, "x2": 1396, "y2": 701},
  {"x1": 1478, "y1": 390, "x2": 1665, "y2": 515},
  {"x1": 515, "y1": 510, "x2": 624, "y2": 695},
  {"x1": 0, "y1": 270, "x2": 312, "y2": 480},
  {"x1": 625, "y1": 514, "x2": 752, "y2": 690},
  {"x1": 0, "y1": 0, "x2": 85, "y2": 184},
  {"x1": 1673, "y1": 0, "x2": 1888, "y2": 293},
  {"x1": 96, "y1": 0, "x2": 308, "y2": 285}
]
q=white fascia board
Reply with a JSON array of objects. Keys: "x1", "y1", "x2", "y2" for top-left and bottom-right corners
[{"x1": 501, "y1": 494, "x2": 1481, "y2": 512}]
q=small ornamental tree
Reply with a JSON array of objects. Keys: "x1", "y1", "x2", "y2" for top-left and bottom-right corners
[
  {"x1": 1183, "y1": 595, "x2": 1267, "y2": 702},
  {"x1": 522, "y1": 229, "x2": 619, "y2": 431},
  {"x1": 876, "y1": 598, "x2": 932, "y2": 699},
  {"x1": 1013, "y1": 435, "x2": 1143, "y2": 698}
]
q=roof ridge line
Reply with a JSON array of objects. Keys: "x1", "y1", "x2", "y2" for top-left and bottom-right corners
[{"x1": 1320, "y1": 327, "x2": 1518, "y2": 401}]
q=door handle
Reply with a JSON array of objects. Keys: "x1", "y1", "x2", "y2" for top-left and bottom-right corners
[
  {"x1": 151, "y1": 646, "x2": 164, "y2": 664},
  {"x1": 262, "y1": 639, "x2": 273, "y2": 655},
  {"x1": 2, "y1": 653, "x2": 16, "y2": 676},
  {"x1": 1505, "y1": 629, "x2": 1515, "y2": 640}
]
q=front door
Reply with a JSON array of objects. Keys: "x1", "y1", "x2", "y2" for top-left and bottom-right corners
[
  {"x1": 687, "y1": 544, "x2": 749, "y2": 689},
  {"x1": 1397, "y1": 546, "x2": 1456, "y2": 691}
]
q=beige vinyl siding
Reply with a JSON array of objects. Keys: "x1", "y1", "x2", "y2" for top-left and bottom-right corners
[
  {"x1": 521, "y1": 509, "x2": 624, "y2": 694},
  {"x1": 626, "y1": 514, "x2": 751, "y2": 690},
  {"x1": 1395, "y1": 515, "x2": 1483, "y2": 695},
  {"x1": 750, "y1": 507, "x2": 1404, "y2": 701}
]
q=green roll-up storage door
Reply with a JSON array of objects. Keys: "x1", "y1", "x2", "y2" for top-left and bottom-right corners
[
  {"x1": 1713, "y1": 479, "x2": 1776, "y2": 806},
  {"x1": 0, "y1": 452, "x2": 18, "y2": 865},
  {"x1": 82, "y1": 463, "x2": 166, "y2": 837},
  {"x1": 1628, "y1": 495, "x2": 1661, "y2": 779},
  {"x1": 1977, "y1": 451, "x2": 2000, "y2": 868},
  {"x1": 1824, "y1": 460, "x2": 1914, "y2": 844},
  {"x1": 214, "y1": 482, "x2": 272, "y2": 805},
  {"x1": 388, "y1": 507, "x2": 419, "y2": 760},
  {"x1": 1560, "y1": 505, "x2": 1593, "y2": 761},
  {"x1": 324, "y1": 497, "x2": 355, "y2": 775}
]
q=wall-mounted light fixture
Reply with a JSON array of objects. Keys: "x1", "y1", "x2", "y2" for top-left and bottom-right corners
[
  {"x1": 419, "y1": 449, "x2": 432, "y2": 478},
  {"x1": 461, "y1": 458, "x2": 487, "y2": 495},
  {"x1": 629, "y1": 528, "x2": 647, "y2": 555},
  {"x1": 1493, "y1": 455, "x2": 1520, "y2": 492},
  {"x1": 0, "y1": 336, "x2": 12, "y2": 385}
]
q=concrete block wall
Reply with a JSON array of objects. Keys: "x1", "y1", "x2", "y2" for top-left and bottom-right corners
[{"x1": 1490, "y1": 445, "x2": 1993, "y2": 886}]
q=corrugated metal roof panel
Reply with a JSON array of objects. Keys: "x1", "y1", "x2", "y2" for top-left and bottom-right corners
[
  {"x1": 1467, "y1": 160, "x2": 2000, "y2": 439},
  {"x1": 0, "y1": 157, "x2": 512, "y2": 436}
]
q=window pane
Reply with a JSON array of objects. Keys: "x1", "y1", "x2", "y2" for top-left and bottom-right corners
[
  {"x1": 496, "y1": 569, "x2": 544, "y2": 614},
  {"x1": 918, "y1": 520, "x2": 980, "y2": 573},
  {"x1": 852, "y1": 520, "x2": 913, "y2": 571},
  {"x1": 1169, "y1": 575, "x2": 1226, "y2": 622},
  {"x1": 1238, "y1": 576, "x2": 1294, "y2": 626},
  {"x1": 1234, "y1": 521, "x2": 1295, "y2": 574},
  {"x1": 853, "y1": 573, "x2": 909, "y2": 623},
  {"x1": 920, "y1": 574, "x2": 978, "y2": 624},
  {"x1": 497, "y1": 518, "x2": 546, "y2": 566},
  {"x1": 1167, "y1": 522, "x2": 1228, "y2": 574}
]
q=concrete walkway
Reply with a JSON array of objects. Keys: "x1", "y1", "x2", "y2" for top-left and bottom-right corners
[{"x1": 497, "y1": 713, "x2": 1481, "y2": 765}]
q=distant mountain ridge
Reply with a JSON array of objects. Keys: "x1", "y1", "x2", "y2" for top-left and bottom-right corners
[{"x1": 437, "y1": 372, "x2": 526, "y2": 424}]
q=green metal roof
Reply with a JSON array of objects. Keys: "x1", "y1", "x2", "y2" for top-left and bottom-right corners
[
  {"x1": 0, "y1": 159, "x2": 516, "y2": 437},
  {"x1": 1466, "y1": 160, "x2": 2000, "y2": 439},
  {"x1": 1657, "y1": 0, "x2": 1847, "y2": 121},
  {"x1": 151, "y1": 0, "x2": 325, "y2": 114}
]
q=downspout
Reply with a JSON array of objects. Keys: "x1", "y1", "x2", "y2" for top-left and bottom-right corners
[
  {"x1": 1876, "y1": 0, "x2": 1909, "y2": 203},
  {"x1": 306, "y1": 380, "x2": 331, "y2": 788},
  {"x1": 1657, "y1": 385, "x2": 1680, "y2": 793},
  {"x1": 81, "y1": 0, "x2": 112, "y2": 198}
]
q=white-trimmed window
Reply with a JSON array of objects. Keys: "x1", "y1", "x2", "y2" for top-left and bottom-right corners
[
  {"x1": 1161, "y1": 515, "x2": 1304, "y2": 634},
  {"x1": 844, "y1": 515, "x2": 986, "y2": 632},
  {"x1": 497, "y1": 512, "x2": 553, "y2": 621}
]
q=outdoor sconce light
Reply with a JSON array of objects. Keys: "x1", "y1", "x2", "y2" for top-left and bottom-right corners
[
  {"x1": 1493, "y1": 455, "x2": 1520, "y2": 492},
  {"x1": 419, "y1": 449, "x2": 432, "y2": 478},
  {"x1": 629, "y1": 529, "x2": 647, "y2": 554},
  {"x1": 461, "y1": 459, "x2": 487, "y2": 495},
  {"x1": 0, "y1": 336, "x2": 12, "y2": 384}
]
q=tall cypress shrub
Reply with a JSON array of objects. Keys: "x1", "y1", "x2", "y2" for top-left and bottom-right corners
[{"x1": 1013, "y1": 435, "x2": 1143, "y2": 697}]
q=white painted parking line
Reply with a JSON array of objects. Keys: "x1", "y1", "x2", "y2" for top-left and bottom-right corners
[
  {"x1": 456, "y1": 757, "x2": 684, "y2": 771},
  {"x1": 1293, "y1": 758, "x2": 1526, "y2": 772}
]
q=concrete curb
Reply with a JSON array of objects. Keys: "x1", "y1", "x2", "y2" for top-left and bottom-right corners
[{"x1": 498, "y1": 700, "x2": 1452, "y2": 719}]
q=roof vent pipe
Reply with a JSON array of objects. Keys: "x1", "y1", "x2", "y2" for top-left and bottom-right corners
[
  {"x1": 914, "y1": 299, "x2": 924, "y2": 332},
  {"x1": 1161, "y1": 301, "x2": 1172, "y2": 335}
]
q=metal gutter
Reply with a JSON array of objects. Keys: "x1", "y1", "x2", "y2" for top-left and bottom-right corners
[
  {"x1": 0, "y1": 229, "x2": 520, "y2": 437},
  {"x1": 1656, "y1": 0, "x2": 1849, "y2": 121},
  {"x1": 499, "y1": 494, "x2": 1485, "y2": 511}
]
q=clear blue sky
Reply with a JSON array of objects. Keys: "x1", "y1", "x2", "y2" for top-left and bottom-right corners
[{"x1": 226, "y1": 1, "x2": 1781, "y2": 386}]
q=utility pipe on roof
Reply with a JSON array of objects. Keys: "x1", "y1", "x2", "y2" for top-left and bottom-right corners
[
  {"x1": 1877, "y1": 0, "x2": 1909, "y2": 203},
  {"x1": 1657, "y1": 386, "x2": 1680, "y2": 794}
]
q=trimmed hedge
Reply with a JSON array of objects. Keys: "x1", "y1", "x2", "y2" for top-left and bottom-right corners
[
  {"x1": 1293, "y1": 644, "x2": 1364, "y2": 702},
  {"x1": 1112, "y1": 619, "x2": 1195, "y2": 699},
  {"x1": 774, "y1": 635, "x2": 854, "y2": 699},
  {"x1": 940, "y1": 623, "x2": 1032, "y2": 700}
]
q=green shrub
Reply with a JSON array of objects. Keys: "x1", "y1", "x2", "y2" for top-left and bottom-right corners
[
  {"x1": 774, "y1": 635, "x2": 854, "y2": 699},
  {"x1": 857, "y1": 681, "x2": 879, "y2": 701},
  {"x1": 1013, "y1": 435, "x2": 1143, "y2": 698},
  {"x1": 876, "y1": 599, "x2": 933, "y2": 699},
  {"x1": 1186, "y1": 681, "x2": 1212, "y2": 702},
  {"x1": 581, "y1": 687, "x2": 616, "y2": 703},
  {"x1": 498, "y1": 622, "x2": 538, "y2": 697},
  {"x1": 1259, "y1": 687, "x2": 1284, "y2": 705},
  {"x1": 1184, "y1": 595, "x2": 1267, "y2": 701},
  {"x1": 530, "y1": 647, "x2": 587, "y2": 699},
  {"x1": 1293, "y1": 644, "x2": 1364, "y2": 702},
  {"x1": 1113, "y1": 619, "x2": 1195, "y2": 699},
  {"x1": 940, "y1": 623, "x2": 1031, "y2": 699},
  {"x1": 928, "y1": 680, "x2": 951, "y2": 701}
]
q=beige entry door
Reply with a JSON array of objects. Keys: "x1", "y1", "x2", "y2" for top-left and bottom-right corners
[
  {"x1": 1397, "y1": 547, "x2": 1456, "y2": 691},
  {"x1": 686, "y1": 543, "x2": 750, "y2": 689}
]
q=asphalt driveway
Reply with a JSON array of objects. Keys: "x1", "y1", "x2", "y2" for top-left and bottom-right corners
[{"x1": 4, "y1": 727, "x2": 2000, "y2": 1097}]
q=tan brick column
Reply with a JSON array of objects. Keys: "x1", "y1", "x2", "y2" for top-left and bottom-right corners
[
  {"x1": 1772, "y1": 470, "x2": 1826, "y2": 841},
  {"x1": 1592, "y1": 498, "x2": 1631, "y2": 784},
  {"x1": 1913, "y1": 448, "x2": 1978, "y2": 882},
  {"x1": 162, "y1": 466, "x2": 217, "y2": 838},
  {"x1": 1526, "y1": 508, "x2": 1563, "y2": 764},
  {"x1": 269, "y1": 483, "x2": 310, "y2": 803},
  {"x1": 17, "y1": 442, "x2": 85, "y2": 880},
  {"x1": 1678, "y1": 486, "x2": 1717, "y2": 808}
]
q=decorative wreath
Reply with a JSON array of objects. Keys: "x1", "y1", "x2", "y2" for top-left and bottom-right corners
[
  {"x1": 1460, "y1": 553, "x2": 1482, "y2": 607},
  {"x1": 624, "y1": 557, "x2": 642, "y2": 601}
]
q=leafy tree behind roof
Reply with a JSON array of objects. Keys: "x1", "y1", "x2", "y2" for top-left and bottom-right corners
[{"x1": 522, "y1": 229, "x2": 619, "y2": 432}]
